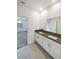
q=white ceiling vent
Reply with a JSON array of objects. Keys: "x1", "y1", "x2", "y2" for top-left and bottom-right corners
[
  {"x1": 18, "y1": 0, "x2": 26, "y2": 6},
  {"x1": 20, "y1": 1, "x2": 25, "y2": 5},
  {"x1": 17, "y1": 0, "x2": 61, "y2": 12}
]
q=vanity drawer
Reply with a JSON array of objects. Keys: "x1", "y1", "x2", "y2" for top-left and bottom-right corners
[{"x1": 46, "y1": 39, "x2": 61, "y2": 59}]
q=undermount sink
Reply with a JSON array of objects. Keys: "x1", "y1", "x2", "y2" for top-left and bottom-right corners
[
  {"x1": 39, "y1": 32, "x2": 49, "y2": 36},
  {"x1": 48, "y1": 35, "x2": 58, "y2": 40},
  {"x1": 39, "y1": 32, "x2": 44, "y2": 34}
]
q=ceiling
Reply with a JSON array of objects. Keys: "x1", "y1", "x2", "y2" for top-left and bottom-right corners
[{"x1": 17, "y1": 0, "x2": 61, "y2": 12}]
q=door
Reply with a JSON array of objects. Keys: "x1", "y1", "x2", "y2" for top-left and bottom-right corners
[{"x1": 17, "y1": 16, "x2": 28, "y2": 49}]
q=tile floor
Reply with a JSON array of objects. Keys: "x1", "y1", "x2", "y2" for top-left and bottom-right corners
[{"x1": 17, "y1": 43, "x2": 54, "y2": 59}]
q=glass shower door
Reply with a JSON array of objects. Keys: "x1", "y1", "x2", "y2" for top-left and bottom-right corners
[{"x1": 17, "y1": 17, "x2": 27, "y2": 49}]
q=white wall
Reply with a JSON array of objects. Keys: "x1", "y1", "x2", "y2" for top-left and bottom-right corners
[
  {"x1": 40, "y1": 2, "x2": 61, "y2": 34},
  {"x1": 17, "y1": 6, "x2": 40, "y2": 44}
]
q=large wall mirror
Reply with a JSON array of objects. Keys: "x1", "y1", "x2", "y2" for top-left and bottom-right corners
[{"x1": 44, "y1": 16, "x2": 61, "y2": 34}]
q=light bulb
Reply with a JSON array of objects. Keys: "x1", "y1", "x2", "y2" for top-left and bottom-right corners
[
  {"x1": 52, "y1": 0, "x2": 56, "y2": 2},
  {"x1": 40, "y1": 8, "x2": 43, "y2": 11}
]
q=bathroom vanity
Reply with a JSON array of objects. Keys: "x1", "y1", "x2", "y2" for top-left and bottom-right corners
[{"x1": 35, "y1": 29, "x2": 61, "y2": 59}]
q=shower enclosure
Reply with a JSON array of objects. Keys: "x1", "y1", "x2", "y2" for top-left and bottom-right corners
[{"x1": 17, "y1": 17, "x2": 28, "y2": 49}]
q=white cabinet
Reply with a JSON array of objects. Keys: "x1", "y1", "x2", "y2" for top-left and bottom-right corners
[
  {"x1": 47, "y1": 39, "x2": 61, "y2": 59},
  {"x1": 35, "y1": 33, "x2": 61, "y2": 59},
  {"x1": 35, "y1": 33, "x2": 43, "y2": 47}
]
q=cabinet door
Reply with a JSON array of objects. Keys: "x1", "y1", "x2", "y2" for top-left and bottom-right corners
[
  {"x1": 35, "y1": 33, "x2": 49, "y2": 52},
  {"x1": 35, "y1": 33, "x2": 43, "y2": 46},
  {"x1": 42, "y1": 37, "x2": 49, "y2": 52},
  {"x1": 47, "y1": 39, "x2": 61, "y2": 59},
  {"x1": 35, "y1": 33, "x2": 39, "y2": 42},
  {"x1": 42, "y1": 36, "x2": 61, "y2": 59}
]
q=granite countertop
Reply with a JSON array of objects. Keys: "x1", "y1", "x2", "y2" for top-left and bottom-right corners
[{"x1": 35, "y1": 29, "x2": 61, "y2": 44}]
